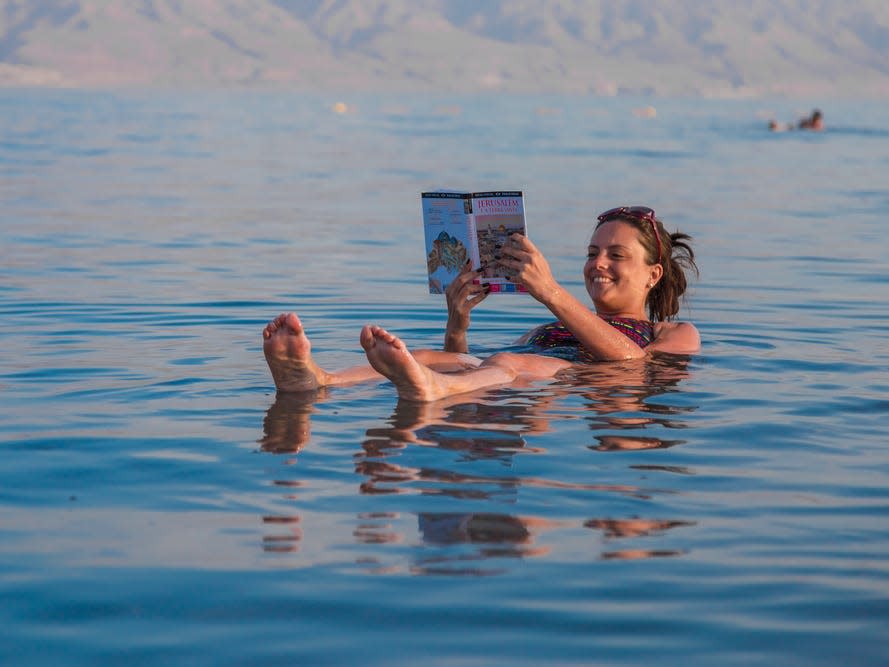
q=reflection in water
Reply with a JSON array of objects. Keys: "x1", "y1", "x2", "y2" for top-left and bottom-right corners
[
  {"x1": 569, "y1": 355, "x2": 695, "y2": 447},
  {"x1": 585, "y1": 517, "x2": 694, "y2": 538},
  {"x1": 257, "y1": 355, "x2": 700, "y2": 571},
  {"x1": 353, "y1": 512, "x2": 402, "y2": 545},
  {"x1": 366, "y1": 396, "x2": 541, "y2": 459},
  {"x1": 261, "y1": 514, "x2": 302, "y2": 553},
  {"x1": 585, "y1": 517, "x2": 695, "y2": 560},
  {"x1": 413, "y1": 513, "x2": 556, "y2": 575},
  {"x1": 592, "y1": 435, "x2": 684, "y2": 451},
  {"x1": 258, "y1": 388, "x2": 328, "y2": 453},
  {"x1": 257, "y1": 395, "x2": 321, "y2": 553},
  {"x1": 420, "y1": 512, "x2": 534, "y2": 545},
  {"x1": 409, "y1": 512, "x2": 695, "y2": 573}
]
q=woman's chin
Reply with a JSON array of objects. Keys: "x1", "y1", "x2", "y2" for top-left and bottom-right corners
[{"x1": 588, "y1": 284, "x2": 610, "y2": 302}]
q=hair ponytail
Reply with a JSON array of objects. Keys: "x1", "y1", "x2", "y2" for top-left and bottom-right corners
[{"x1": 647, "y1": 228, "x2": 698, "y2": 322}]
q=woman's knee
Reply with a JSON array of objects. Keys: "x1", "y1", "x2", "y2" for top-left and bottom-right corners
[
  {"x1": 481, "y1": 351, "x2": 524, "y2": 371},
  {"x1": 482, "y1": 351, "x2": 571, "y2": 377},
  {"x1": 414, "y1": 349, "x2": 483, "y2": 371}
]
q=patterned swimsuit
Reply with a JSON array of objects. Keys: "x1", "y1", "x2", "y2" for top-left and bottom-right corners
[{"x1": 524, "y1": 317, "x2": 655, "y2": 362}]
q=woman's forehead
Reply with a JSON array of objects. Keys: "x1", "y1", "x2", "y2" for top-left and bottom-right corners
[{"x1": 590, "y1": 220, "x2": 642, "y2": 246}]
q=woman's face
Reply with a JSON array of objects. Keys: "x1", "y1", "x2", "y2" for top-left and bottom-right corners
[{"x1": 584, "y1": 220, "x2": 661, "y2": 316}]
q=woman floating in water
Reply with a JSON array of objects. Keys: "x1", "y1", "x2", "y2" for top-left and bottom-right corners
[{"x1": 263, "y1": 205, "x2": 700, "y2": 402}]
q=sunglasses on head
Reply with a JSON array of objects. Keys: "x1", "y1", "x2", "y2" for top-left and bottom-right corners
[{"x1": 596, "y1": 206, "x2": 663, "y2": 265}]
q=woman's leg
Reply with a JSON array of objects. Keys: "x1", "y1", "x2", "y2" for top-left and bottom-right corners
[
  {"x1": 263, "y1": 313, "x2": 481, "y2": 392},
  {"x1": 361, "y1": 325, "x2": 572, "y2": 402}
]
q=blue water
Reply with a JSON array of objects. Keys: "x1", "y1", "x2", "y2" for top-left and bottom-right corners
[{"x1": 1, "y1": 89, "x2": 888, "y2": 666}]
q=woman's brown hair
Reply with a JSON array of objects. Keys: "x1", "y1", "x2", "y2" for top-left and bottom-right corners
[{"x1": 596, "y1": 213, "x2": 699, "y2": 322}]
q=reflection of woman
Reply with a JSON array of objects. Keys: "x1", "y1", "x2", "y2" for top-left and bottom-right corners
[
  {"x1": 255, "y1": 359, "x2": 698, "y2": 564},
  {"x1": 350, "y1": 355, "x2": 696, "y2": 500},
  {"x1": 570, "y1": 354, "x2": 693, "y2": 451},
  {"x1": 359, "y1": 388, "x2": 694, "y2": 566},
  {"x1": 263, "y1": 206, "x2": 699, "y2": 402}
]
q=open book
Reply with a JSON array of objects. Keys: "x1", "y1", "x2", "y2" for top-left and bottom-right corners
[{"x1": 421, "y1": 190, "x2": 528, "y2": 295}]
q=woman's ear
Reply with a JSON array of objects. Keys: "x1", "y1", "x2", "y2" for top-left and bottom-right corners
[{"x1": 648, "y1": 263, "x2": 664, "y2": 288}]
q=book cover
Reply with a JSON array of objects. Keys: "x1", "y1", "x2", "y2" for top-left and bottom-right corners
[{"x1": 421, "y1": 190, "x2": 527, "y2": 295}]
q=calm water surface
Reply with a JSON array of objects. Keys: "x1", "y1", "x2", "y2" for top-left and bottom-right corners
[{"x1": 1, "y1": 90, "x2": 888, "y2": 665}]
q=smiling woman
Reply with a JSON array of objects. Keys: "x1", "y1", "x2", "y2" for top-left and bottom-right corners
[
  {"x1": 520, "y1": 205, "x2": 700, "y2": 357},
  {"x1": 262, "y1": 205, "x2": 700, "y2": 402}
]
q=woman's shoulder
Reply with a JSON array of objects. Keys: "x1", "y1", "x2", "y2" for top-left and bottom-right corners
[{"x1": 650, "y1": 321, "x2": 700, "y2": 354}]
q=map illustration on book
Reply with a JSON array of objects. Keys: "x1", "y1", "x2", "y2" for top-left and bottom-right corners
[{"x1": 421, "y1": 190, "x2": 528, "y2": 295}]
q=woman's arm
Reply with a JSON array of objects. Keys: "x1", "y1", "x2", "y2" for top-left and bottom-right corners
[
  {"x1": 501, "y1": 235, "x2": 649, "y2": 360},
  {"x1": 540, "y1": 288, "x2": 649, "y2": 360},
  {"x1": 443, "y1": 260, "x2": 489, "y2": 353}
]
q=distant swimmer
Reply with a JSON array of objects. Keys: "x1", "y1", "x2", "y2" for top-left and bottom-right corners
[
  {"x1": 768, "y1": 109, "x2": 824, "y2": 132},
  {"x1": 798, "y1": 109, "x2": 824, "y2": 131}
]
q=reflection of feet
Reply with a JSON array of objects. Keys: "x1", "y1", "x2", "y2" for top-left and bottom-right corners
[
  {"x1": 360, "y1": 325, "x2": 446, "y2": 402},
  {"x1": 263, "y1": 313, "x2": 330, "y2": 392},
  {"x1": 259, "y1": 390, "x2": 326, "y2": 453}
]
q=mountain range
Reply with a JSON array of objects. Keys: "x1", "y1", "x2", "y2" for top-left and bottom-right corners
[{"x1": 2, "y1": 0, "x2": 888, "y2": 97}]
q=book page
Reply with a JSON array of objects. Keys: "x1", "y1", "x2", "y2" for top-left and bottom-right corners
[
  {"x1": 471, "y1": 191, "x2": 528, "y2": 294},
  {"x1": 421, "y1": 192, "x2": 476, "y2": 294}
]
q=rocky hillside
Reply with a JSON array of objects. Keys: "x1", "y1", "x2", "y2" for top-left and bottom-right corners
[{"x1": 1, "y1": 0, "x2": 888, "y2": 97}]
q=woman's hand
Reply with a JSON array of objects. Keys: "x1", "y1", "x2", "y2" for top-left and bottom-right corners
[
  {"x1": 443, "y1": 260, "x2": 489, "y2": 352},
  {"x1": 500, "y1": 234, "x2": 560, "y2": 304}
]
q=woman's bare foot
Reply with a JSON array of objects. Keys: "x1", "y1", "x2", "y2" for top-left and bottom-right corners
[
  {"x1": 263, "y1": 313, "x2": 331, "y2": 392},
  {"x1": 360, "y1": 325, "x2": 443, "y2": 401},
  {"x1": 360, "y1": 325, "x2": 513, "y2": 401}
]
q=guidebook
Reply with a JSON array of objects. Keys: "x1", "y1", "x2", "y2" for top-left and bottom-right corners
[{"x1": 421, "y1": 190, "x2": 528, "y2": 295}]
